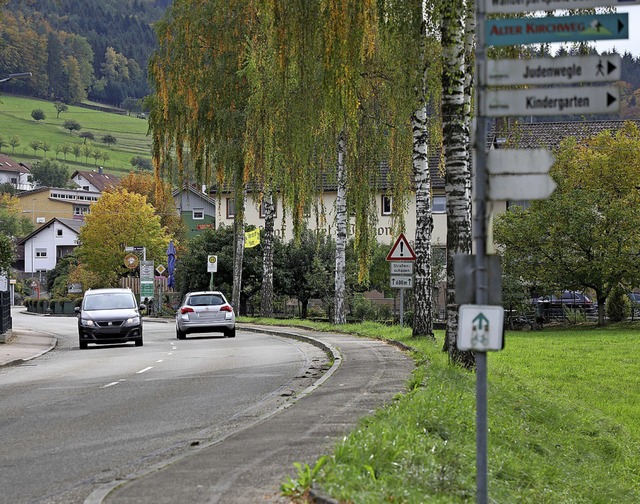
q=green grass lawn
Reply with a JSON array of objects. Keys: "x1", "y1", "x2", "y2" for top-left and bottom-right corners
[
  {"x1": 239, "y1": 318, "x2": 640, "y2": 503},
  {"x1": 0, "y1": 94, "x2": 152, "y2": 175}
]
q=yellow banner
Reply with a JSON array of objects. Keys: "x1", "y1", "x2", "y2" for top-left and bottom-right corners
[{"x1": 244, "y1": 228, "x2": 260, "y2": 248}]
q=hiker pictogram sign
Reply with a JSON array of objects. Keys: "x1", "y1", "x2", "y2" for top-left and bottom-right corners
[{"x1": 386, "y1": 233, "x2": 416, "y2": 261}]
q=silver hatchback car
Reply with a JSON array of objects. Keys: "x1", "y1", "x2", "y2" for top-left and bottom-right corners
[{"x1": 175, "y1": 291, "x2": 236, "y2": 339}]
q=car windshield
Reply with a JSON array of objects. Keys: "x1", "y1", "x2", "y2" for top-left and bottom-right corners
[
  {"x1": 84, "y1": 293, "x2": 136, "y2": 310},
  {"x1": 187, "y1": 294, "x2": 224, "y2": 306}
]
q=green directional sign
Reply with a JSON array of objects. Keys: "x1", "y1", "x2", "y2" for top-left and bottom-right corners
[
  {"x1": 486, "y1": 13, "x2": 628, "y2": 47},
  {"x1": 485, "y1": 0, "x2": 640, "y2": 14}
]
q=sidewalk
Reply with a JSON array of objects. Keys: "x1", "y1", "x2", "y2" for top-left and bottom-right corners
[
  {"x1": 0, "y1": 328, "x2": 57, "y2": 367},
  {"x1": 98, "y1": 325, "x2": 415, "y2": 503}
]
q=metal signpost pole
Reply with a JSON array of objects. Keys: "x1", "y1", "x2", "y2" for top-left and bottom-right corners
[
  {"x1": 475, "y1": 2, "x2": 489, "y2": 503},
  {"x1": 474, "y1": 2, "x2": 629, "y2": 502}
]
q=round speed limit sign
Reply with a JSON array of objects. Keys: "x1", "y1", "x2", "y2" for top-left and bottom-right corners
[{"x1": 207, "y1": 255, "x2": 218, "y2": 272}]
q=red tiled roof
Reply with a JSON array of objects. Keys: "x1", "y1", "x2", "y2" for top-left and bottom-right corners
[
  {"x1": 0, "y1": 153, "x2": 30, "y2": 173},
  {"x1": 71, "y1": 170, "x2": 120, "y2": 192}
]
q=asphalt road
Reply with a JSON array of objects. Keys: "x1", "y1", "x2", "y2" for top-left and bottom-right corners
[
  {"x1": 1, "y1": 311, "x2": 330, "y2": 504},
  {"x1": 2, "y1": 310, "x2": 415, "y2": 503}
]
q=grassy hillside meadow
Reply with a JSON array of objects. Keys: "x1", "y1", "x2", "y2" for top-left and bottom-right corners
[
  {"x1": 242, "y1": 318, "x2": 640, "y2": 502},
  {"x1": 0, "y1": 94, "x2": 152, "y2": 176}
]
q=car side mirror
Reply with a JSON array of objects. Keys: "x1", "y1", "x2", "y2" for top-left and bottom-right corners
[
  {"x1": 139, "y1": 304, "x2": 147, "y2": 311},
  {"x1": 74, "y1": 307, "x2": 80, "y2": 313}
]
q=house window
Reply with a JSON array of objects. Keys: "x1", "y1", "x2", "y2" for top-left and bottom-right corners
[
  {"x1": 82, "y1": 185, "x2": 90, "y2": 191},
  {"x1": 192, "y1": 208, "x2": 204, "y2": 220},
  {"x1": 303, "y1": 203, "x2": 312, "y2": 218},
  {"x1": 35, "y1": 248, "x2": 47, "y2": 258},
  {"x1": 507, "y1": 200, "x2": 531, "y2": 210},
  {"x1": 56, "y1": 229, "x2": 63, "y2": 238},
  {"x1": 381, "y1": 195, "x2": 392, "y2": 216},
  {"x1": 10, "y1": 177, "x2": 17, "y2": 185},
  {"x1": 226, "y1": 198, "x2": 235, "y2": 219},
  {"x1": 259, "y1": 198, "x2": 277, "y2": 219},
  {"x1": 432, "y1": 195, "x2": 446, "y2": 214}
]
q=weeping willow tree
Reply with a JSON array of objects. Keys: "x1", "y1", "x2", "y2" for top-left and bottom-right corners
[
  {"x1": 245, "y1": 0, "x2": 414, "y2": 325},
  {"x1": 377, "y1": 1, "x2": 444, "y2": 338},
  {"x1": 242, "y1": 1, "x2": 331, "y2": 317},
  {"x1": 148, "y1": 0, "x2": 258, "y2": 312},
  {"x1": 150, "y1": 0, "x2": 431, "y2": 324}
]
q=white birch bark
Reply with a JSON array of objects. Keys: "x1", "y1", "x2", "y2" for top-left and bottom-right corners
[
  {"x1": 441, "y1": 0, "x2": 474, "y2": 368},
  {"x1": 232, "y1": 184, "x2": 246, "y2": 315},
  {"x1": 412, "y1": 11, "x2": 435, "y2": 339},
  {"x1": 260, "y1": 188, "x2": 275, "y2": 317},
  {"x1": 412, "y1": 103, "x2": 435, "y2": 337},
  {"x1": 334, "y1": 131, "x2": 347, "y2": 325}
]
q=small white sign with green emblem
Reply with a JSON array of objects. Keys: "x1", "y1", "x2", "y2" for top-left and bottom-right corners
[{"x1": 457, "y1": 305, "x2": 504, "y2": 352}]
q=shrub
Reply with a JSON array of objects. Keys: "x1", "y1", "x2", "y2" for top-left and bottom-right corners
[
  {"x1": 307, "y1": 306, "x2": 326, "y2": 319},
  {"x1": 31, "y1": 108, "x2": 45, "y2": 121},
  {"x1": 606, "y1": 285, "x2": 630, "y2": 322},
  {"x1": 351, "y1": 293, "x2": 376, "y2": 322}
]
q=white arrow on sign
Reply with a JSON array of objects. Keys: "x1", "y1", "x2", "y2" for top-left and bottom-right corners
[
  {"x1": 483, "y1": 86, "x2": 619, "y2": 117},
  {"x1": 487, "y1": 149, "x2": 556, "y2": 201},
  {"x1": 485, "y1": 0, "x2": 640, "y2": 14},
  {"x1": 391, "y1": 276, "x2": 414, "y2": 289},
  {"x1": 485, "y1": 54, "x2": 620, "y2": 86}
]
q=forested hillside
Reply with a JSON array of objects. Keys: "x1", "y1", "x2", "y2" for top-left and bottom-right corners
[
  {"x1": 1, "y1": 1, "x2": 640, "y2": 118},
  {"x1": 0, "y1": 0, "x2": 170, "y2": 107}
]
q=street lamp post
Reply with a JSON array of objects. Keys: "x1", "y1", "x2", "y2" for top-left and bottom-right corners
[{"x1": 0, "y1": 72, "x2": 32, "y2": 84}]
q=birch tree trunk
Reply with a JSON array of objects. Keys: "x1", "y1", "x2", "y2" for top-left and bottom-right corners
[
  {"x1": 260, "y1": 189, "x2": 275, "y2": 317},
  {"x1": 232, "y1": 184, "x2": 246, "y2": 315},
  {"x1": 334, "y1": 131, "x2": 347, "y2": 325},
  {"x1": 412, "y1": 11, "x2": 435, "y2": 339},
  {"x1": 441, "y1": 0, "x2": 474, "y2": 369},
  {"x1": 412, "y1": 101, "x2": 435, "y2": 339}
]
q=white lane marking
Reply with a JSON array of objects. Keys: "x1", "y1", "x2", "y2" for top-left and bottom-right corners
[
  {"x1": 137, "y1": 366, "x2": 154, "y2": 374},
  {"x1": 102, "y1": 379, "x2": 126, "y2": 389},
  {"x1": 156, "y1": 359, "x2": 164, "y2": 363}
]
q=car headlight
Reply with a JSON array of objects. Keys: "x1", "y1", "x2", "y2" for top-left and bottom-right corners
[
  {"x1": 125, "y1": 316, "x2": 141, "y2": 325},
  {"x1": 81, "y1": 318, "x2": 95, "y2": 327}
]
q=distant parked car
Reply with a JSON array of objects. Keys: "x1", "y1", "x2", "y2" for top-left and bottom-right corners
[
  {"x1": 628, "y1": 292, "x2": 640, "y2": 317},
  {"x1": 533, "y1": 291, "x2": 596, "y2": 320},
  {"x1": 175, "y1": 291, "x2": 236, "y2": 339}
]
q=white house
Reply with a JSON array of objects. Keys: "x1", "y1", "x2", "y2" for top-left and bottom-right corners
[
  {"x1": 212, "y1": 159, "x2": 452, "y2": 246},
  {"x1": 0, "y1": 154, "x2": 34, "y2": 191},
  {"x1": 17, "y1": 218, "x2": 82, "y2": 274},
  {"x1": 70, "y1": 168, "x2": 120, "y2": 192}
]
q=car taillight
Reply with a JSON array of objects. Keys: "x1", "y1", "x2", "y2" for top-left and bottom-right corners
[
  {"x1": 220, "y1": 305, "x2": 233, "y2": 313},
  {"x1": 180, "y1": 307, "x2": 195, "y2": 314}
]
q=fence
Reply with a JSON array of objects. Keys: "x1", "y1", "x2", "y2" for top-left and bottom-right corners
[
  {"x1": 0, "y1": 291, "x2": 11, "y2": 335},
  {"x1": 119, "y1": 276, "x2": 170, "y2": 294}
]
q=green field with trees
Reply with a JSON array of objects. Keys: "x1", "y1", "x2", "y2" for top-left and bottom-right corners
[
  {"x1": 0, "y1": 94, "x2": 152, "y2": 174},
  {"x1": 241, "y1": 318, "x2": 640, "y2": 503}
]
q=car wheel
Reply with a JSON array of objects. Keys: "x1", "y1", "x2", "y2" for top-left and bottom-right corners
[
  {"x1": 226, "y1": 327, "x2": 236, "y2": 338},
  {"x1": 176, "y1": 327, "x2": 186, "y2": 340},
  {"x1": 135, "y1": 337, "x2": 143, "y2": 347}
]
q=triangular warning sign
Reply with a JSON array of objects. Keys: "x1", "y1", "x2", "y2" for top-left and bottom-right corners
[{"x1": 386, "y1": 233, "x2": 416, "y2": 261}]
